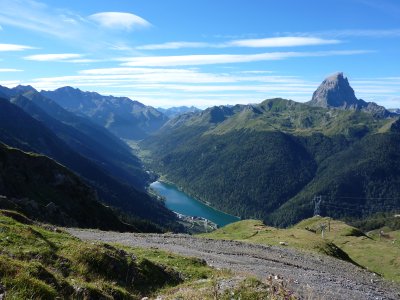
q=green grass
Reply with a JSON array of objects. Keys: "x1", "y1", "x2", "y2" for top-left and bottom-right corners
[
  {"x1": 207, "y1": 99, "x2": 392, "y2": 137},
  {"x1": 201, "y1": 217, "x2": 400, "y2": 282},
  {"x1": 0, "y1": 210, "x2": 295, "y2": 299}
]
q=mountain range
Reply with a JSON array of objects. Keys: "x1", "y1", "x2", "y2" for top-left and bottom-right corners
[
  {"x1": 0, "y1": 72, "x2": 399, "y2": 230},
  {"x1": 0, "y1": 89, "x2": 181, "y2": 232},
  {"x1": 141, "y1": 73, "x2": 400, "y2": 226},
  {"x1": 157, "y1": 106, "x2": 201, "y2": 118},
  {"x1": 41, "y1": 87, "x2": 168, "y2": 140}
]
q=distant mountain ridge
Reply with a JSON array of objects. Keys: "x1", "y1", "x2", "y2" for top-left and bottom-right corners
[
  {"x1": 41, "y1": 86, "x2": 168, "y2": 139},
  {"x1": 389, "y1": 108, "x2": 400, "y2": 114},
  {"x1": 307, "y1": 72, "x2": 391, "y2": 118},
  {"x1": 158, "y1": 106, "x2": 201, "y2": 118}
]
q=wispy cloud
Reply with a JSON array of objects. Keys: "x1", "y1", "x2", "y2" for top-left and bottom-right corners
[
  {"x1": 0, "y1": 0, "x2": 85, "y2": 39},
  {"x1": 119, "y1": 50, "x2": 371, "y2": 67},
  {"x1": 136, "y1": 31, "x2": 399, "y2": 51},
  {"x1": 23, "y1": 53, "x2": 98, "y2": 63},
  {"x1": 24, "y1": 67, "x2": 310, "y2": 89},
  {"x1": 0, "y1": 80, "x2": 21, "y2": 87},
  {"x1": 137, "y1": 42, "x2": 211, "y2": 50},
  {"x1": 0, "y1": 0, "x2": 150, "y2": 48},
  {"x1": 284, "y1": 29, "x2": 400, "y2": 38},
  {"x1": 136, "y1": 37, "x2": 341, "y2": 50},
  {"x1": 79, "y1": 67, "x2": 303, "y2": 84},
  {"x1": 228, "y1": 37, "x2": 341, "y2": 47},
  {"x1": 88, "y1": 12, "x2": 151, "y2": 30},
  {"x1": 0, "y1": 68, "x2": 23, "y2": 72},
  {"x1": 0, "y1": 43, "x2": 35, "y2": 51}
]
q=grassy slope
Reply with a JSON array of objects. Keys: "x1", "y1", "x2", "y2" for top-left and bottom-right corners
[
  {"x1": 0, "y1": 210, "x2": 294, "y2": 299},
  {"x1": 201, "y1": 217, "x2": 400, "y2": 282}
]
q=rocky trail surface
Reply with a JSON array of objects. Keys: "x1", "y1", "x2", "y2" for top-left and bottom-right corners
[{"x1": 66, "y1": 229, "x2": 400, "y2": 300}]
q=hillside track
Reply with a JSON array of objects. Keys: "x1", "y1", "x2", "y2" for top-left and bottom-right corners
[{"x1": 67, "y1": 229, "x2": 400, "y2": 300}]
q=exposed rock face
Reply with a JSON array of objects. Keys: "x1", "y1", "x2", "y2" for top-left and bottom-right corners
[
  {"x1": 309, "y1": 72, "x2": 359, "y2": 109},
  {"x1": 308, "y1": 72, "x2": 391, "y2": 118}
]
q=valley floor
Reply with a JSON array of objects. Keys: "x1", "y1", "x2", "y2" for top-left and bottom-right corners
[{"x1": 67, "y1": 229, "x2": 400, "y2": 300}]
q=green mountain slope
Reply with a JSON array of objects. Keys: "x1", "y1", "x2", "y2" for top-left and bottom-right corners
[
  {"x1": 270, "y1": 132, "x2": 400, "y2": 226},
  {"x1": 0, "y1": 143, "x2": 131, "y2": 231},
  {"x1": 0, "y1": 98, "x2": 180, "y2": 231},
  {"x1": 141, "y1": 98, "x2": 399, "y2": 226}
]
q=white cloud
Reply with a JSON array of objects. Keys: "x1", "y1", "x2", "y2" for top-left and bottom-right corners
[
  {"x1": 88, "y1": 12, "x2": 151, "y2": 30},
  {"x1": 79, "y1": 67, "x2": 234, "y2": 83},
  {"x1": 24, "y1": 67, "x2": 312, "y2": 92},
  {"x1": 228, "y1": 37, "x2": 341, "y2": 47},
  {"x1": 23, "y1": 53, "x2": 86, "y2": 62},
  {"x1": 0, "y1": 68, "x2": 23, "y2": 72},
  {"x1": 119, "y1": 50, "x2": 371, "y2": 67},
  {"x1": 0, "y1": 0, "x2": 85, "y2": 39},
  {"x1": 136, "y1": 37, "x2": 341, "y2": 50},
  {"x1": 137, "y1": 41, "x2": 211, "y2": 50},
  {"x1": 0, "y1": 43, "x2": 35, "y2": 51},
  {"x1": 286, "y1": 29, "x2": 400, "y2": 38},
  {"x1": 0, "y1": 0, "x2": 149, "y2": 48},
  {"x1": 67, "y1": 58, "x2": 101, "y2": 63},
  {"x1": 0, "y1": 80, "x2": 21, "y2": 87}
]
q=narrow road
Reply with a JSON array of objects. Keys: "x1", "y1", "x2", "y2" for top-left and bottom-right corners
[{"x1": 67, "y1": 229, "x2": 400, "y2": 300}]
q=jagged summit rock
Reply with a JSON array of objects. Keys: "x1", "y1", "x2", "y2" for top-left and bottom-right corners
[
  {"x1": 308, "y1": 72, "x2": 391, "y2": 118},
  {"x1": 308, "y1": 72, "x2": 359, "y2": 109}
]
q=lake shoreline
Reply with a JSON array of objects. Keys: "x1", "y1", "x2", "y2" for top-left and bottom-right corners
[
  {"x1": 156, "y1": 178, "x2": 241, "y2": 220},
  {"x1": 150, "y1": 180, "x2": 240, "y2": 227}
]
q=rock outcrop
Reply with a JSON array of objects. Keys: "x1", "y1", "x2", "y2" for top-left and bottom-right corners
[{"x1": 308, "y1": 72, "x2": 391, "y2": 118}]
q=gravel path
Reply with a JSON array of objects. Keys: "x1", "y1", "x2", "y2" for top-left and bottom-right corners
[{"x1": 66, "y1": 229, "x2": 400, "y2": 300}]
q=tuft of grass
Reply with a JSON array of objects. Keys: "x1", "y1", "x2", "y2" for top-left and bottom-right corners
[{"x1": 0, "y1": 210, "x2": 181, "y2": 298}]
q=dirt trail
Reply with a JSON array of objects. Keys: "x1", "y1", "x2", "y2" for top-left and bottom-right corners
[{"x1": 66, "y1": 229, "x2": 400, "y2": 300}]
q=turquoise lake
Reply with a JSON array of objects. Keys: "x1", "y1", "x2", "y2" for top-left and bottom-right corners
[{"x1": 150, "y1": 181, "x2": 240, "y2": 227}]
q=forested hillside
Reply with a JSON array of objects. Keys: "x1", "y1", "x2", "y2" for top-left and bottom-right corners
[{"x1": 141, "y1": 98, "x2": 400, "y2": 226}]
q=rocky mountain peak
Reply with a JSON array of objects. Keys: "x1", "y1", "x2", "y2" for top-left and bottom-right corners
[
  {"x1": 309, "y1": 72, "x2": 358, "y2": 109},
  {"x1": 13, "y1": 85, "x2": 37, "y2": 94},
  {"x1": 307, "y1": 72, "x2": 392, "y2": 118}
]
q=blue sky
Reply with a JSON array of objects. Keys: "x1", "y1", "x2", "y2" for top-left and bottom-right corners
[{"x1": 0, "y1": 0, "x2": 399, "y2": 108}]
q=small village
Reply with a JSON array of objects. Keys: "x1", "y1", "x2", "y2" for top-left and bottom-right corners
[{"x1": 174, "y1": 212, "x2": 218, "y2": 233}]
